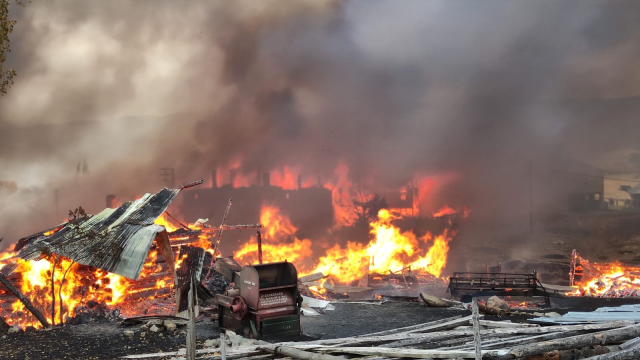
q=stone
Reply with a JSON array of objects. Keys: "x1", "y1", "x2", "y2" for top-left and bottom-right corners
[
  {"x1": 164, "y1": 320, "x2": 177, "y2": 332},
  {"x1": 544, "y1": 312, "x2": 561, "y2": 318},
  {"x1": 7, "y1": 326, "x2": 20, "y2": 334},
  {"x1": 150, "y1": 324, "x2": 164, "y2": 333},
  {"x1": 150, "y1": 319, "x2": 164, "y2": 326},
  {"x1": 178, "y1": 330, "x2": 187, "y2": 336},
  {"x1": 204, "y1": 339, "x2": 220, "y2": 347},
  {"x1": 124, "y1": 330, "x2": 135, "y2": 338},
  {"x1": 140, "y1": 325, "x2": 150, "y2": 331},
  {"x1": 140, "y1": 332, "x2": 146, "y2": 338},
  {"x1": 486, "y1": 296, "x2": 510, "y2": 311}
]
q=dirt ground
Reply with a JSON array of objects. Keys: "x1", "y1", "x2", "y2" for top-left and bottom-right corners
[{"x1": 0, "y1": 301, "x2": 467, "y2": 360}]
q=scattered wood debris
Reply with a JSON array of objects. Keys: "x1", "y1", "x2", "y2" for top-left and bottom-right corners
[{"x1": 122, "y1": 309, "x2": 640, "y2": 359}]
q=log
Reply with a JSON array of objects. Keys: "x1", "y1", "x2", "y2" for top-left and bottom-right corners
[
  {"x1": 332, "y1": 315, "x2": 474, "y2": 347},
  {"x1": 315, "y1": 346, "x2": 509, "y2": 359},
  {"x1": 476, "y1": 320, "x2": 539, "y2": 328},
  {"x1": 589, "y1": 347, "x2": 640, "y2": 360},
  {"x1": 0, "y1": 273, "x2": 49, "y2": 328},
  {"x1": 357, "y1": 315, "x2": 463, "y2": 337},
  {"x1": 379, "y1": 321, "x2": 634, "y2": 349},
  {"x1": 420, "y1": 293, "x2": 450, "y2": 307},
  {"x1": 494, "y1": 324, "x2": 640, "y2": 360},
  {"x1": 471, "y1": 298, "x2": 482, "y2": 360},
  {"x1": 262, "y1": 345, "x2": 345, "y2": 360},
  {"x1": 478, "y1": 303, "x2": 507, "y2": 317}
]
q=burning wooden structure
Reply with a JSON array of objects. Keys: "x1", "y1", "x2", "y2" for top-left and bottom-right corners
[
  {"x1": 0, "y1": 180, "x2": 267, "y2": 329},
  {"x1": 568, "y1": 249, "x2": 640, "y2": 298}
]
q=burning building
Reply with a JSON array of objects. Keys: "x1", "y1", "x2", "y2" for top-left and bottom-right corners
[{"x1": 180, "y1": 169, "x2": 333, "y2": 251}]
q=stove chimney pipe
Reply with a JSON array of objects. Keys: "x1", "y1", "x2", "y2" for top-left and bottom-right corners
[
  {"x1": 297, "y1": 175, "x2": 302, "y2": 189},
  {"x1": 262, "y1": 172, "x2": 270, "y2": 187},
  {"x1": 211, "y1": 169, "x2": 217, "y2": 188},
  {"x1": 106, "y1": 194, "x2": 117, "y2": 209}
]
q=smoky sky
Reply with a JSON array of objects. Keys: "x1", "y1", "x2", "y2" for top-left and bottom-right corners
[{"x1": 1, "y1": 0, "x2": 640, "y2": 247}]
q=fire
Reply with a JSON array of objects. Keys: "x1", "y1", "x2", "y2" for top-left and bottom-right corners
[
  {"x1": 0, "y1": 217, "x2": 180, "y2": 329},
  {"x1": 270, "y1": 166, "x2": 298, "y2": 190},
  {"x1": 308, "y1": 285, "x2": 328, "y2": 300},
  {"x1": 323, "y1": 160, "x2": 358, "y2": 227},
  {"x1": 154, "y1": 213, "x2": 181, "y2": 233},
  {"x1": 234, "y1": 205, "x2": 313, "y2": 265},
  {"x1": 310, "y1": 209, "x2": 454, "y2": 283},
  {"x1": 433, "y1": 204, "x2": 457, "y2": 218}
]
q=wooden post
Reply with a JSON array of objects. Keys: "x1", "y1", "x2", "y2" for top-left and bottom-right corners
[
  {"x1": 185, "y1": 278, "x2": 196, "y2": 360},
  {"x1": 0, "y1": 273, "x2": 49, "y2": 328},
  {"x1": 472, "y1": 297, "x2": 482, "y2": 360},
  {"x1": 220, "y1": 332, "x2": 226, "y2": 360}
]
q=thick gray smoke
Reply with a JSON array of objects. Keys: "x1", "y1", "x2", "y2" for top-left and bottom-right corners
[{"x1": 1, "y1": 0, "x2": 640, "y2": 249}]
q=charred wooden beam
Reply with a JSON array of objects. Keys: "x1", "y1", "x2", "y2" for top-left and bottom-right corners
[
  {"x1": 0, "y1": 273, "x2": 49, "y2": 328},
  {"x1": 175, "y1": 246, "x2": 206, "y2": 318},
  {"x1": 256, "y1": 231, "x2": 263, "y2": 265}
]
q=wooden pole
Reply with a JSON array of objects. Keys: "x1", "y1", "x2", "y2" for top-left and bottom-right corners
[
  {"x1": 472, "y1": 298, "x2": 482, "y2": 360},
  {"x1": 589, "y1": 347, "x2": 640, "y2": 360},
  {"x1": 256, "y1": 231, "x2": 263, "y2": 264},
  {"x1": 264, "y1": 345, "x2": 346, "y2": 360},
  {"x1": 0, "y1": 273, "x2": 49, "y2": 328},
  {"x1": 186, "y1": 278, "x2": 196, "y2": 360},
  {"x1": 220, "y1": 332, "x2": 226, "y2": 360}
]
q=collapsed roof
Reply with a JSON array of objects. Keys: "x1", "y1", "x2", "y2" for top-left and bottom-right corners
[{"x1": 8, "y1": 186, "x2": 192, "y2": 280}]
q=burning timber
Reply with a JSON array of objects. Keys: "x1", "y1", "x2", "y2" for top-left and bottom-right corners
[{"x1": 0, "y1": 179, "x2": 269, "y2": 329}]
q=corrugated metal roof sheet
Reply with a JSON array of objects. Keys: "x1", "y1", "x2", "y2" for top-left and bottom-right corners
[{"x1": 16, "y1": 187, "x2": 180, "y2": 280}]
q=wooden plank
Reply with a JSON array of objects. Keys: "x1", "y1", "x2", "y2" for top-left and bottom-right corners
[
  {"x1": 175, "y1": 246, "x2": 205, "y2": 318},
  {"x1": 299, "y1": 272, "x2": 327, "y2": 283}
]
